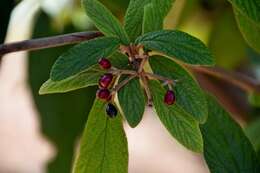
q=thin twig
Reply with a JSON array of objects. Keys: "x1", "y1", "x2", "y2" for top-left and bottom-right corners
[
  {"x1": 109, "y1": 68, "x2": 137, "y2": 76},
  {"x1": 112, "y1": 74, "x2": 137, "y2": 94},
  {"x1": 141, "y1": 75, "x2": 153, "y2": 107},
  {"x1": 0, "y1": 31, "x2": 103, "y2": 56},
  {"x1": 138, "y1": 55, "x2": 148, "y2": 73},
  {"x1": 145, "y1": 72, "x2": 178, "y2": 85},
  {"x1": 191, "y1": 66, "x2": 260, "y2": 93}
]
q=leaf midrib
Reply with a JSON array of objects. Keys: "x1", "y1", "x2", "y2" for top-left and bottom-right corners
[{"x1": 99, "y1": 118, "x2": 108, "y2": 173}]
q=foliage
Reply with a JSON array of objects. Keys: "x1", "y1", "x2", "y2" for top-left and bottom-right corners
[
  {"x1": 149, "y1": 80, "x2": 203, "y2": 152},
  {"x1": 149, "y1": 56, "x2": 208, "y2": 123},
  {"x1": 32, "y1": 0, "x2": 260, "y2": 173},
  {"x1": 227, "y1": 0, "x2": 260, "y2": 53},
  {"x1": 73, "y1": 99, "x2": 128, "y2": 173},
  {"x1": 201, "y1": 95, "x2": 260, "y2": 173}
]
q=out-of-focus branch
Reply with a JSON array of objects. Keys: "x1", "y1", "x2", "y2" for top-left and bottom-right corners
[
  {"x1": 0, "y1": 31, "x2": 103, "y2": 56},
  {"x1": 195, "y1": 73, "x2": 250, "y2": 123},
  {"x1": 1, "y1": 31, "x2": 260, "y2": 94},
  {"x1": 190, "y1": 66, "x2": 260, "y2": 93}
]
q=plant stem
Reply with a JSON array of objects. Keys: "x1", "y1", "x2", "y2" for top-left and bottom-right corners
[
  {"x1": 109, "y1": 68, "x2": 137, "y2": 76},
  {"x1": 191, "y1": 66, "x2": 260, "y2": 92},
  {"x1": 138, "y1": 55, "x2": 148, "y2": 73},
  {"x1": 112, "y1": 74, "x2": 137, "y2": 94},
  {"x1": 0, "y1": 31, "x2": 103, "y2": 56},
  {"x1": 141, "y1": 75, "x2": 153, "y2": 107},
  {"x1": 145, "y1": 72, "x2": 178, "y2": 85}
]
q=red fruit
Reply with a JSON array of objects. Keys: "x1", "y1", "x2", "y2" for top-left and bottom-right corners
[
  {"x1": 164, "y1": 90, "x2": 176, "y2": 105},
  {"x1": 97, "y1": 89, "x2": 111, "y2": 101},
  {"x1": 99, "y1": 73, "x2": 113, "y2": 88},
  {"x1": 98, "y1": 58, "x2": 111, "y2": 69}
]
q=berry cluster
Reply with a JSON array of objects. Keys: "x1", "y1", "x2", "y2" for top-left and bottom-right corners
[
  {"x1": 96, "y1": 58, "x2": 117, "y2": 118},
  {"x1": 96, "y1": 54, "x2": 177, "y2": 118}
]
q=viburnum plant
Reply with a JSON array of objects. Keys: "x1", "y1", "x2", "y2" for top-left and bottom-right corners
[{"x1": 34, "y1": 0, "x2": 260, "y2": 173}]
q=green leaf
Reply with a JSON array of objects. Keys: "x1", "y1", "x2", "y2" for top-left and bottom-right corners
[
  {"x1": 73, "y1": 99, "x2": 128, "y2": 173},
  {"x1": 118, "y1": 78, "x2": 146, "y2": 127},
  {"x1": 83, "y1": 0, "x2": 129, "y2": 44},
  {"x1": 233, "y1": 9, "x2": 260, "y2": 53},
  {"x1": 136, "y1": 30, "x2": 214, "y2": 66},
  {"x1": 143, "y1": 0, "x2": 174, "y2": 33},
  {"x1": 226, "y1": 0, "x2": 260, "y2": 53},
  {"x1": 124, "y1": 0, "x2": 151, "y2": 42},
  {"x1": 40, "y1": 52, "x2": 128, "y2": 95},
  {"x1": 201, "y1": 95, "x2": 260, "y2": 173},
  {"x1": 248, "y1": 92, "x2": 260, "y2": 107},
  {"x1": 245, "y1": 118, "x2": 260, "y2": 152},
  {"x1": 227, "y1": 0, "x2": 260, "y2": 22},
  {"x1": 50, "y1": 37, "x2": 119, "y2": 81},
  {"x1": 149, "y1": 80, "x2": 203, "y2": 153},
  {"x1": 149, "y1": 56, "x2": 208, "y2": 123},
  {"x1": 40, "y1": 68, "x2": 102, "y2": 95}
]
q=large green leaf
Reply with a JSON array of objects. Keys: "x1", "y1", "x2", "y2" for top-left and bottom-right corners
[
  {"x1": 143, "y1": 0, "x2": 174, "y2": 33},
  {"x1": 83, "y1": 0, "x2": 129, "y2": 44},
  {"x1": 149, "y1": 56, "x2": 208, "y2": 123},
  {"x1": 233, "y1": 9, "x2": 260, "y2": 53},
  {"x1": 245, "y1": 118, "x2": 260, "y2": 152},
  {"x1": 149, "y1": 80, "x2": 203, "y2": 153},
  {"x1": 227, "y1": 0, "x2": 260, "y2": 22},
  {"x1": 248, "y1": 92, "x2": 260, "y2": 107},
  {"x1": 73, "y1": 99, "x2": 128, "y2": 173},
  {"x1": 118, "y1": 78, "x2": 146, "y2": 128},
  {"x1": 40, "y1": 68, "x2": 102, "y2": 95},
  {"x1": 40, "y1": 52, "x2": 128, "y2": 94},
  {"x1": 201, "y1": 95, "x2": 260, "y2": 173},
  {"x1": 124, "y1": 0, "x2": 151, "y2": 41},
  {"x1": 50, "y1": 37, "x2": 119, "y2": 81},
  {"x1": 226, "y1": 0, "x2": 260, "y2": 53},
  {"x1": 136, "y1": 30, "x2": 214, "y2": 66},
  {"x1": 124, "y1": 0, "x2": 151, "y2": 42}
]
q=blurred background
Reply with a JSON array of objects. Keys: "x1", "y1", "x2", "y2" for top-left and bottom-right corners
[{"x1": 0, "y1": 0, "x2": 260, "y2": 173}]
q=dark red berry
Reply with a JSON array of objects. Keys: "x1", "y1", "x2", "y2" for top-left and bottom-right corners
[
  {"x1": 99, "y1": 58, "x2": 111, "y2": 69},
  {"x1": 164, "y1": 90, "x2": 176, "y2": 105},
  {"x1": 97, "y1": 89, "x2": 111, "y2": 101},
  {"x1": 99, "y1": 73, "x2": 113, "y2": 88},
  {"x1": 106, "y1": 103, "x2": 117, "y2": 118}
]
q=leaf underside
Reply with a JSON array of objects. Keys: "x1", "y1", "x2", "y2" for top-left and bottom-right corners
[{"x1": 73, "y1": 99, "x2": 128, "y2": 173}]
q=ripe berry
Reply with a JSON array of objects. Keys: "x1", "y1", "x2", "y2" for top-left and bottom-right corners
[
  {"x1": 98, "y1": 58, "x2": 111, "y2": 69},
  {"x1": 97, "y1": 89, "x2": 111, "y2": 101},
  {"x1": 164, "y1": 90, "x2": 176, "y2": 105},
  {"x1": 99, "y1": 73, "x2": 113, "y2": 88},
  {"x1": 106, "y1": 103, "x2": 117, "y2": 118}
]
